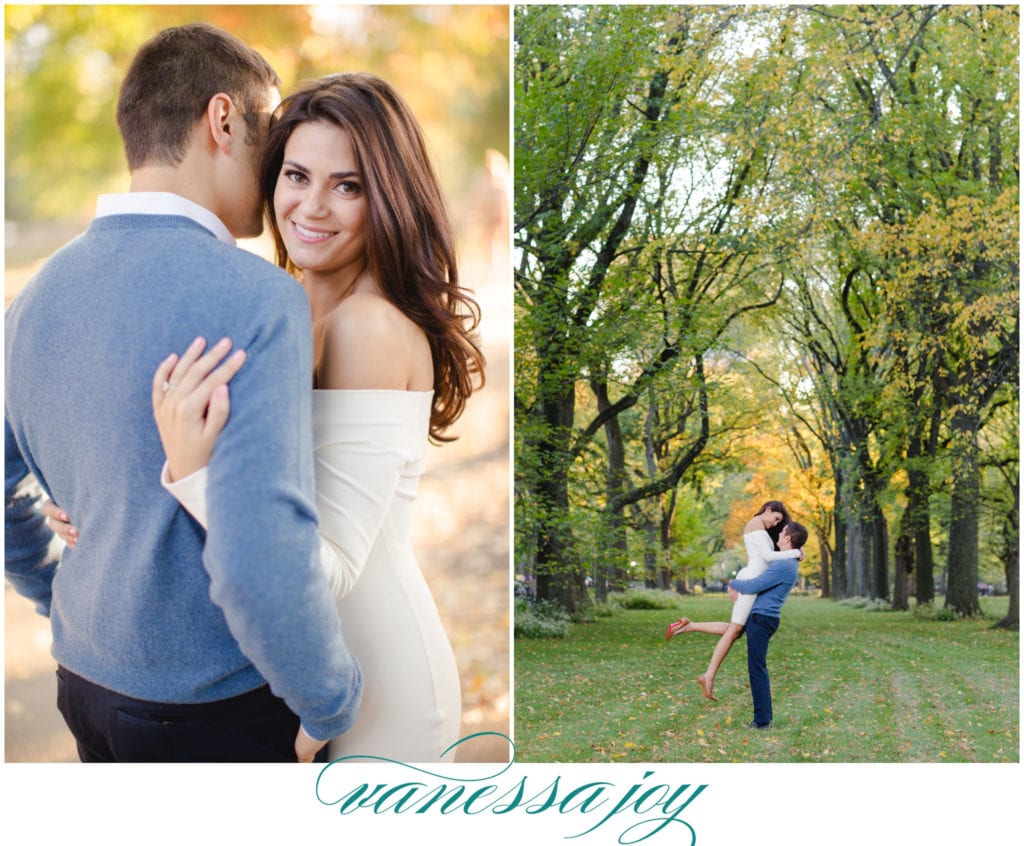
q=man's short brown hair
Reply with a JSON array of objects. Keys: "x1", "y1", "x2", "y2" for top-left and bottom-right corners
[
  {"x1": 116, "y1": 23, "x2": 280, "y2": 169},
  {"x1": 783, "y1": 522, "x2": 809, "y2": 549}
]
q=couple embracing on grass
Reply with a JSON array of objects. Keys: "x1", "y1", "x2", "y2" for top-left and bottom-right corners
[{"x1": 666, "y1": 501, "x2": 808, "y2": 730}]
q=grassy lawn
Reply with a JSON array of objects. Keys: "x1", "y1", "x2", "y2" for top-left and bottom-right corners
[{"x1": 514, "y1": 594, "x2": 1019, "y2": 763}]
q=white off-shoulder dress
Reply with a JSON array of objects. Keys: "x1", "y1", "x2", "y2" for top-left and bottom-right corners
[
  {"x1": 164, "y1": 389, "x2": 461, "y2": 763},
  {"x1": 731, "y1": 530, "x2": 799, "y2": 626}
]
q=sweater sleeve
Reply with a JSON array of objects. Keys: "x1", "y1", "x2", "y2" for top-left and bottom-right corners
[
  {"x1": 765, "y1": 547, "x2": 802, "y2": 561},
  {"x1": 4, "y1": 415, "x2": 61, "y2": 616},
  {"x1": 160, "y1": 458, "x2": 371, "y2": 601},
  {"x1": 199, "y1": 288, "x2": 362, "y2": 741},
  {"x1": 731, "y1": 554, "x2": 800, "y2": 594},
  {"x1": 744, "y1": 530, "x2": 791, "y2": 565}
]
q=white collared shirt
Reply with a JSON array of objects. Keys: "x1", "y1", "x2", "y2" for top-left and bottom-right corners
[{"x1": 95, "y1": 192, "x2": 235, "y2": 245}]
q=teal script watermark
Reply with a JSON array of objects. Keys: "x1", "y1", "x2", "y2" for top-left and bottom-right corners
[{"x1": 314, "y1": 733, "x2": 708, "y2": 844}]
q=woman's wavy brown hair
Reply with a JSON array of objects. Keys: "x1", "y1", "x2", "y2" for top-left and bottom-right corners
[{"x1": 259, "y1": 73, "x2": 485, "y2": 441}]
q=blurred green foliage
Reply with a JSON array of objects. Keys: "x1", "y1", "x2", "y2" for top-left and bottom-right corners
[{"x1": 5, "y1": 4, "x2": 509, "y2": 227}]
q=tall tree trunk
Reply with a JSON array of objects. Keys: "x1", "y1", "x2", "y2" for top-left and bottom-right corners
[
  {"x1": 845, "y1": 500, "x2": 888, "y2": 599},
  {"x1": 843, "y1": 453, "x2": 872, "y2": 597},
  {"x1": 532, "y1": 376, "x2": 590, "y2": 613},
  {"x1": 659, "y1": 508, "x2": 675, "y2": 585},
  {"x1": 909, "y1": 475, "x2": 935, "y2": 605},
  {"x1": 596, "y1": 378, "x2": 630, "y2": 593},
  {"x1": 846, "y1": 516, "x2": 869, "y2": 597},
  {"x1": 994, "y1": 485, "x2": 1019, "y2": 629},
  {"x1": 871, "y1": 504, "x2": 889, "y2": 601},
  {"x1": 604, "y1": 510, "x2": 629, "y2": 593},
  {"x1": 945, "y1": 411, "x2": 982, "y2": 617},
  {"x1": 893, "y1": 512, "x2": 912, "y2": 611},
  {"x1": 659, "y1": 494, "x2": 677, "y2": 591},
  {"x1": 818, "y1": 530, "x2": 832, "y2": 598},
  {"x1": 907, "y1": 437, "x2": 935, "y2": 605},
  {"x1": 842, "y1": 433, "x2": 888, "y2": 599},
  {"x1": 642, "y1": 520, "x2": 659, "y2": 588},
  {"x1": 832, "y1": 465, "x2": 848, "y2": 598}
]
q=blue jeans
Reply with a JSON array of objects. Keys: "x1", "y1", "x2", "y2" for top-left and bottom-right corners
[{"x1": 745, "y1": 613, "x2": 780, "y2": 726}]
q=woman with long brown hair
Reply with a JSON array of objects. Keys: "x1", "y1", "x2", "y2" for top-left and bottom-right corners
[
  {"x1": 665, "y1": 501, "x2": 800, "y2": 702},
  {"x1": 151, "y1": 73, "x2": 484, "y2": 762}
]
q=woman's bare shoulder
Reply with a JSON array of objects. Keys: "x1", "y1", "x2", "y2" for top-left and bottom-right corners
[
  {"x1": 329, "y1": 288, "x2": 404, "y2": 328},
  {"x1": 323, "y1": 290, "x2": 423, "y2": 349},
  {"x1": 319, "y1": 289, "x2": 430, "y2": 389},
  {"x1": 743, "y1": 517, "x2": 765, "y2": 534}
]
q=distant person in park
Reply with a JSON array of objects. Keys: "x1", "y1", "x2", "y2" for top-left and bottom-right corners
[
  {"x1": 5, "y1": 23, "x2": 362, "y2": 762},
  {"x1": 666, "y1": 501, "x2": 800, "y2": 701},
  {"x1": 33, "y1": 65, "x2": 485, "y2": 760},
  {"x1": 729, "y1": 520, "x2": 807, "y2": 729}
]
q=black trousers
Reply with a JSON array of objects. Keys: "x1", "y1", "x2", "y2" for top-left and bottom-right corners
[{"x1": 56, "y1": 665, "x2": 326, "y2": 763}]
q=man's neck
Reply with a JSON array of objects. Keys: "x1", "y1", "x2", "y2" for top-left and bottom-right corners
[
  {"x1": 130, "y1": 167, "x2": 204, "y2": 203},
  {"x1": 101, "y1": 178, "x2": 235, "y2": 245},
  {"x1": 128, "y1": 166, "x2": 230, "y2": 236}
]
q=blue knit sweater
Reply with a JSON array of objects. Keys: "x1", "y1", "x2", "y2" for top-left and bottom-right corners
[
  {"x1": 730, "y1": 555, "x2": 800, "y2": 618},
  {"x1": 5, "y1": 212, "x2": 362, "y2": 740}
]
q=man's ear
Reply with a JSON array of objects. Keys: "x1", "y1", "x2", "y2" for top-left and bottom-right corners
[{"x1": 205, "y1": 92, "x2": 238, "y2": 154}]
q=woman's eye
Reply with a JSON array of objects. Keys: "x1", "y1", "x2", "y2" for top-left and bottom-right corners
[
  {"x1": 283, "y1": 169, "x2": 307, "y2": 184},
  {"x1": 335, "y1": 180, "x2": 361, "y2": 196}
]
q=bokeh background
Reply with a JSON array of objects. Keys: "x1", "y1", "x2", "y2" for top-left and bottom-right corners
[{"x1": 4, "y1": 4, "x2": 510, "y2": 763}]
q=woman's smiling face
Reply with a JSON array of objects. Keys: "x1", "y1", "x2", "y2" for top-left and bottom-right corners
[{"x1": 273, "y1": 120, "x2": 368, "y2": 280}]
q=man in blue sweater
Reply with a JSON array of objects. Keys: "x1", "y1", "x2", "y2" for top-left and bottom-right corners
[
  {"x1": 5, "y1": 24, "x2": 361, "y2": 761},
  {"x1": 729, "y1": 521, "x2": 808, "y2": 729}
]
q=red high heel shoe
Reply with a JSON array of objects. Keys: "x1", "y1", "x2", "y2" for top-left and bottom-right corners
[{"x1": 665, "y1": 617, "x2": 690, "y2": 640}]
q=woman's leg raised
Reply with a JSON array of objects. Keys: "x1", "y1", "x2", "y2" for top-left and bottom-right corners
[
  {"x1": 666, "y1": 618, "x2": 730, "y2": 639},
  {"x1": 697, "y1": 622, "x2": 744, "y2": 701}
]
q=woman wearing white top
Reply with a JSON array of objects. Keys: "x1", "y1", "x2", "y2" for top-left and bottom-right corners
[
  {"x1": 665, "y1": 501, "x2": 795, "y2": 702},
  {"x1": 158, "y1": 75, "x2": 484, "y2": 763}
]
